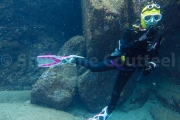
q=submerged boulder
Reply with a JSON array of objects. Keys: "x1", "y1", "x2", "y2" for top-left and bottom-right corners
[
  {"x1": 31, "y1": 65, "x2": 78, "y2": 110},
  {"x1": 82, "y1": 0, "x2": 127, "y2": 60},
  {"x1": 31, "y1": 35, "x2": 85, "y2": 110},
  {"x1": 150, "y1": 105, "x2": 180, "y2": 120},
  {"x1": 156, "y1": 81, "x2": 180, "y2": 113},
  {"x1": 78, "y1": 70, "x2": 117, "y2": 112},
  {"x1": 120, "y1": 85, "x2": 151, "y2": 112},
  {"x1": 78, "y1": 69, "x2": 135, "y2": 112},
  {"x1": 58, "y1": 35, "x2": 86, "y2": 56}
]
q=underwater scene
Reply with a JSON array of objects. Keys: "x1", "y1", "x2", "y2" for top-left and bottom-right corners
[{"x1": 0, "y1": 0, "x2": 180, "y2": 120}]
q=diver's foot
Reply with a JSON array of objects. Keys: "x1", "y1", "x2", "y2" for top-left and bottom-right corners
[
  {"x1": 87, "y1": 106, "x2": 111, "y2": 120},
  {"x1": 60, "y1": 56, "x2": 75, "y2": 65},
  {"x1": 60, "y1": 55, "x2": 84, "y2": 65}
]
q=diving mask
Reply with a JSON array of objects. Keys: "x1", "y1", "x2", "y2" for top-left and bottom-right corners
[{"x1": 141, "y1": 14, "x2": 162, "y2": 22}]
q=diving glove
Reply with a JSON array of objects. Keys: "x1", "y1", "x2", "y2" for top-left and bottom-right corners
[
  {"x1": 143, "y1": 62, "x2": 156, "y2": 76},
  {"x1": 111, "y1": 48, "x2": 121, "y2": 56},
  {"x1": 111, "y1": 40, "x2": 122, "y2": 57}
]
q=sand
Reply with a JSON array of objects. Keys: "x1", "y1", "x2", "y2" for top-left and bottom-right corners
[
  {"x1": 0, "y1": 90, "x2": 155, "y2": 120},
  {"x1": 0, "y1": 91, "x2": 81, "y2": 120},
  {"x1": 70, "y1": 100, "x2": 154, "y2": 120},
  {"x1": 0, "y1": 102, "x2": 82, "y2": 120}
]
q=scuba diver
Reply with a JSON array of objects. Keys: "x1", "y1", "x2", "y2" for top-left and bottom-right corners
[{"x1": 37, "y1": 2, "x2": 163, "y2": 120}]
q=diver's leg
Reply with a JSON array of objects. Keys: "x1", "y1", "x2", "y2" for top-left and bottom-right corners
[
  {"x1": 74, "y1": 58, "x2": 115, "y2": 72},
  {"x1": 87, "y1": 69, "x2": 135, "y2": 120},
  {"x1": 107, "y1": 69, "x2": 135, "y2": 113}
]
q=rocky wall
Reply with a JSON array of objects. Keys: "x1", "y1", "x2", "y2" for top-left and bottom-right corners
[
  {"x1": 80, "y1": 0, "x2": 180, "y2": 113},
  {"x1": 82, "y1": 0, "x2": 128, "y2": 60},
  {"x1": 0, "y1": 0, "x2": 82, "y2": 90}
]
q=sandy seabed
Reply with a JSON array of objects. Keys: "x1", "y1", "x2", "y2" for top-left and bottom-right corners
[{"x1": 0, "y1": 90, "x2": 154, "y2": 120}]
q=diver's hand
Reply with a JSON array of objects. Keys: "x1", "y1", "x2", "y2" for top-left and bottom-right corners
[
  {"x1": 111, "y1": 40, "x2": 122, "y2": 57},
  {"x1": 143, "y1": 62, "x2": 156, "y2": 76},
  {"x1": 111, "y1": 48, "x2": 121, "y2": 56}
]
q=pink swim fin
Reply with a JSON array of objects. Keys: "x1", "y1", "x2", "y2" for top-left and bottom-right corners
[{"x1": 37, "y1": 55, "x2": 83, "y2": 67}]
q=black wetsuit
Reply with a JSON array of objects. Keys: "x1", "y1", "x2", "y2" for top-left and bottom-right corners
[{"x1": 74, "y1": 25, "x2": 162, "y2": 113}]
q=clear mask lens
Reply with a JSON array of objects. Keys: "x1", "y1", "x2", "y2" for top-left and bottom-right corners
[
  {"x1": 154, "y1": 15, "x2": 161, "y2": 20},
  {"x1": 144, "y1": 15, "x2": 152, "y2": 21},
  {"x1": 147, "y1": 4, "x2": 160, "y2": 10},
  {"x1": 147, "y1": 5, "x2": 153, "y2": 9},
  {"x1": 143, "y1": 14, "x2": 162, "y2": 22}
]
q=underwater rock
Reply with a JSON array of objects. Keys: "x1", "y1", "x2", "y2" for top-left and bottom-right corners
[
  {"x1": 31, "y1": 35, "x2": 86, "y2": 110},
  {"x1": 156, "y1": 81, "x2": 180, "y2": 113},
  {"x1": 0, "y1": 0, "x2": 83, "y2": 90},
  {"x1": 31, "y1": 65, "x2": 78, "y2": 110},
  {"x1": 78, "y1": 70, "x2": 135, "y2": 112},
  {"x1": 82, "y1": 0, "x2": 127, "y2": 60},
  {"x1": 58, "y1": 35, "x2": 86, "y2": 57},
  {"x1": 150, "y1": 105, "x2": 180, "y2": 120},
  {"x1": 120, "y1": 85, "x2": 151, "y2": 112},
  {"x1": 0, "y1": 40, "x2": 20, "y2": 50},
  {"x1": 157, "y1": 0, "x2": 180, "y2": 32},
  {"x1": 78, "y1": 70, "x2": 117, "y2": 112}
]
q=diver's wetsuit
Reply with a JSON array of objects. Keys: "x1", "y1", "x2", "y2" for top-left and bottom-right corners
[{"x1": 74, "y1": 25, "x2": 162, "y2": 114}]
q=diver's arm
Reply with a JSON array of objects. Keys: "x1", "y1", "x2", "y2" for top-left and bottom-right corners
[
  {"x1": 110, "y1": 40, "x2": 123, "y2": 58},
  {"x1": 143, "y1": 31, "x2": 163, "y2": 76},
  {"x1": 154, "y1": 34, "x2": 162, "y2": 56},
  {"x1": 143, "y1": 61, "x2": 156, "y2": 76},
  {"x1": 121, "y1": 29, "x2": 141, "y2": 51},
  {"x1": 110, "y1": 29, "x2": 138, "y2": 58}
]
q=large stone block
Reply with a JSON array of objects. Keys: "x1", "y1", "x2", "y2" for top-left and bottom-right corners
[
  {"x1": 78, "y1": 70, "x2": 117, "y2": 112},
  {"x1": 78, "y1": 69, "x2": 135, "y2": 112},
  {"x1": 31, "y1": 35, "x2": 86, "y2": 110},
  {"x1": 31, "y1": 65, "x2": 78, "y2": 110},
  {"x1": 150, "y1": 105, "x2": 180, "y2": 120},
  {"x1": 156, "y1": 81, "x2": 180, "y2": 113},
  {"x1": 82, "y1": 0, "x2": 128, "y2": 60}
]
